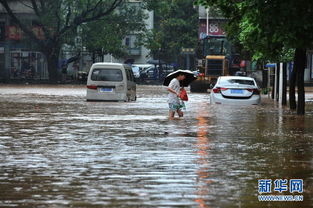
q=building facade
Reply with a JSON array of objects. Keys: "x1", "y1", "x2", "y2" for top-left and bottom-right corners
[
  {"x1": 103, "y1": 0, "x2": 153, "y2": 65},
  {"x1": 0, "y1": 0, "x2": 153, "y2": 82},
  {"x1": 199, "y1": 6, "x2": 313, "y2": 83},
  {"x1": 0, "y1": 1, "x2": 48, "y2": 81}
]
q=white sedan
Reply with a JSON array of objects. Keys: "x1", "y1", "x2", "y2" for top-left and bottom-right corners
[{"x1": 210, "y1": 76, "x2": 261, "y2": 105}]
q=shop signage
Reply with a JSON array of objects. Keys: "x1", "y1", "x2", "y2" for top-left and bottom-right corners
[
  {"x1": 181, "y1": 48, "x2": 195, "y2": 55},
  {"x1": 199, "y1": 19, "x2": 226, "y2": 39},
  {"x1": 6, "y1": 25, "x2": 45, "y2": 40},
  {"x1": 6, "y1": 26, "x2": 23, "y2": 40}
]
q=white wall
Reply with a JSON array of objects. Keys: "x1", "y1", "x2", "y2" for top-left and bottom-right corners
[{"x1": 0, "y1": 0, "x2": 34, "y2": 14}]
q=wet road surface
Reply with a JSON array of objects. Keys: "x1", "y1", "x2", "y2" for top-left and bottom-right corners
[{"x1": 0, "y1": 85, "x2": 313, "y2": 208}]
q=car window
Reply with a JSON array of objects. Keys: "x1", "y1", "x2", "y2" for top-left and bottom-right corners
[
  {"x1": 145, "y1": 66, "x2": 154, "y2": 72},
  {"x1": 91, "y1": 68, "x2": 123, "y2": 81},
  {"x1": 132, "y1": 66, "x2": 140, "y2": 73},
  {"x1": 219, "y1": 79, "x2": 255, "y2": 86}
]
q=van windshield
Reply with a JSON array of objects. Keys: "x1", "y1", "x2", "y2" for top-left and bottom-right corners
[{"x1": 91, "y1": 68, "x2": 123, "y2": 81}]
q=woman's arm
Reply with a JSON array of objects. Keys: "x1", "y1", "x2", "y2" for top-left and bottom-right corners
[{"x1": 167, "y1": 87, "x2": 178, "y2": 96}]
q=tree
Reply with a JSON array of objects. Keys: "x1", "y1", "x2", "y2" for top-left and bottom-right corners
[
  {"x1": 145, "y1": 0, "x2": 198, "y2": 64},
  {"x1": 0, "y1": 0, "x2": 134, "y2": 82},
  {"x1": 81, "y1": 2, "x2": 147, "y2": 61},
  {"x1": 195, "y1": 0, "x2": 313, "y2": 114}
]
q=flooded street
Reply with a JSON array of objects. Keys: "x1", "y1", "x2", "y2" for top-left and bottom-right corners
[{"x1": 0, "y1": 84, "x2": 313, "y2": 208}]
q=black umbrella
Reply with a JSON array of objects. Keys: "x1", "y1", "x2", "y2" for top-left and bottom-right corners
[{"x1": 163, "y1": 69, "x2": 197, "y2": 87}]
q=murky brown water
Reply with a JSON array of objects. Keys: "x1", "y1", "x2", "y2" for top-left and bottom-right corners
[{"x1": 0, "y1": 84, "x2": 312, "y2": 208}]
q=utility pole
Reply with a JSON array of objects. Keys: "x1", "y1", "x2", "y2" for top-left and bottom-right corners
[
  {"x1": 274, "y1": 64, "x2": 277, "y2": 100},
  {"x1": 282, "y1": 63, "x2": 287, "y2": 105},
  {"x1": 206, "y1": 8, "x2": 209, "y2": 35},
  {"x1": 267, "y1": 67, "x2": 271, "y2": 99},
  {"x1": 279, "y1": 62, "x2": 283, "y2": 103}
]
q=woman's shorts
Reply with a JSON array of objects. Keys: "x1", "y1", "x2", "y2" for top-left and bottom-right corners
[{"x1": 168, "y1": 102, "x2": 185, "y2": 112}]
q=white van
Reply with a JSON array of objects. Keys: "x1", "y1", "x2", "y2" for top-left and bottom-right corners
[{"x1": 86, "y1": 62, "x2": 136, "y2": 101}]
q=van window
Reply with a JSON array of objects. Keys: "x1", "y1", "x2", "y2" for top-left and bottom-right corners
[{"x1": 91, "y1": 68, "x2": 123, "y2": 81}]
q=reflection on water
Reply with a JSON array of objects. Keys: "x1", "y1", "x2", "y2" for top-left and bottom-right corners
[
  {"x1": 0, "y1": 85, "x2": 312, "y2": 207},
  {"x1": 195, "y1": 103, "x2": 211, "y2": 208}
]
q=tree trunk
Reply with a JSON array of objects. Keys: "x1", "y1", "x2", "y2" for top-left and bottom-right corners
[
  {"x1": 295, "y1": 48, "x2": 306, "y2": 115},
  {"x1": 289, "y1": 53, "x2": 297, "y2": 110},
  {"x1": 44, "y1": 50, "x2": 60, "y2": 83}
]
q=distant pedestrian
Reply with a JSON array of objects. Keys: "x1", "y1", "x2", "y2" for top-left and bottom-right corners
[{"x1": 167, "y1": 72, "x2": 186, "y2": 119}]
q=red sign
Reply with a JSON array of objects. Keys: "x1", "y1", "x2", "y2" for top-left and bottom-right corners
[
  {"x1": 6, "y1": 25, "x2": 46, "y2": 40},
  {"x1": 199, "y1": 19, "x2": 226, "y2": 39},
  {"x1": 6, "y1": 26, "x2": 23, "y2": 40}
]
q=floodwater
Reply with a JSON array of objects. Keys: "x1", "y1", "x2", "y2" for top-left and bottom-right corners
[{"x1": 0, "y1": 84, "x2": 312, "y2": 208}]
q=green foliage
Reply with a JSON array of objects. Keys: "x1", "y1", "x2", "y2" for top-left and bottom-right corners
[
  {"x1": 81, "y1": 2, "x2": 147, "y2": 58},
  {"x1": 0, "y1": 0, "x2": 148, "y2": 80},
  {"x1": 145, "y1": 0, "x2": 198, "y2": 63},
  {"x1": 194, "y1": 0, "x2": 313, "y2": 62}
]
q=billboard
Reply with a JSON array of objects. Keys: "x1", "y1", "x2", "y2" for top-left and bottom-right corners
[{"x1": 199, "y1": 19, "x2": 226, "y2": 39}]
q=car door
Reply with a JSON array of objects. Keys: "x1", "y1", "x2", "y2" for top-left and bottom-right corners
[{"x1": 146, "y1": 67, "x2": 156, "y2": 79}]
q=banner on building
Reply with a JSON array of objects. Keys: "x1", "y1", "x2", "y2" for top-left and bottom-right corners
[
  {"x1": 199, "y1": 19, "x2": 226, "y2": 39},
  {"x1": 6, "y1": 26, "x2": 23, "y2": 40},
  {"x1": 6, "y1": 25, "x2": 45, "y2": 40}
]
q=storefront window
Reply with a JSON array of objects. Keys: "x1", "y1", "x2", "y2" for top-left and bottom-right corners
[{"x1": 10, "y1": 50, "x2": 48, "y2": 80}]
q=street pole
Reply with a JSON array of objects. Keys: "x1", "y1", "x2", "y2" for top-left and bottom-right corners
[
  {"x1": 276, "y1": 63, "x2": 280, "y2": 102},
  {"x1": 158, "y1": 48, "x2": 161, "y2": 80},
  {"x1": 206, "y1": 8, "x2": 209, "y2": 35},
  {"x1": 274, "y1": 64, "x2": 277, "y2": 101},
  {"x1": 282, "y1": 63, "x2": 287, "y2": 106},
  {"x1": 268, "y1": 67, "x2": 271, "y2": 99},
  {"x1": 186, "y1": 54, "x2": 190, "y2": 70},
  {"x1": 279, "y1": 62, "x2": 283, "y2": 104}
]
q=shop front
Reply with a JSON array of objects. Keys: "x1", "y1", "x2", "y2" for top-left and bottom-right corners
[
  {"x1": 0, "y1": 20, "x2": 49, "y2": 81},
  {"x1": 9, "y1": 50, "x2": 48, "y2": 80}
]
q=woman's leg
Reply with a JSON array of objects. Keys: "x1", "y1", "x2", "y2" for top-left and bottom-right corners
[
  {"x1": 168, "y1": 103, "x2": 175, "y2": 119},
  {"x1": 177, "y1": 109, "x2": 183, "y2": 117},
  {"x1": 169, "y1": 110, "x2": 175, "y2": 119}
]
